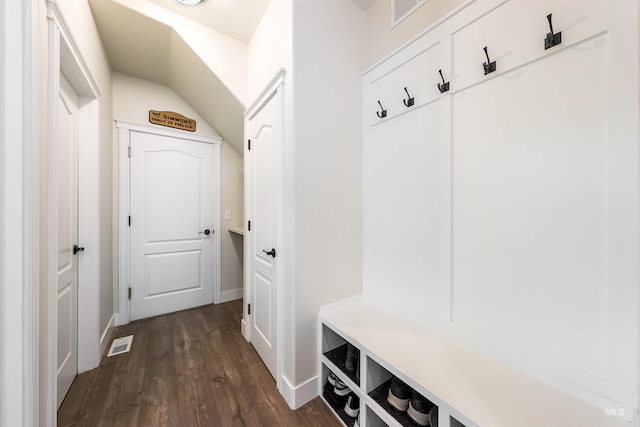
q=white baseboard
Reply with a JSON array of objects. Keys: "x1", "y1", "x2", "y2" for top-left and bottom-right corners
[
  {"x1": 99, "y1": 313, "x2": 116, "y2": 357},
  {"x1": 114, "y1": 311, "x2": 126, "y2": 327},
  {"x1": 241, "y1": 318, "x2": 248, "y2": 340},
  {"x1": 220, "y1": 288, "x2": 242, "y2": 303},
  {"x1": 280, "y1": 374, "x2": 319, "y2": 410}
]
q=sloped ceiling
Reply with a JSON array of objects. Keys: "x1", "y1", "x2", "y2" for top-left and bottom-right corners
[
  {"x1": 351, "y1": 0, "x2": 376, "y2": 10},
  {"x1": 89, "y1": 0, "x2": 376, "y2": 154},
  {"x1": 146, "y1": 0, "x2": 270, "y2": 44},
  {"x1": 89, "y1": 0, "x2": 253, "y2": 154}
]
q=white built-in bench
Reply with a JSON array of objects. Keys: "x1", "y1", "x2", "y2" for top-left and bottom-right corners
[{"x1": 319, "y1": 298, "x2": 632, "y2": 427}]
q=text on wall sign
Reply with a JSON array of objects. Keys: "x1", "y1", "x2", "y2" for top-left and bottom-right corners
[{"x1": 149, "y1": 110, "x2": 196, "y2": 132}]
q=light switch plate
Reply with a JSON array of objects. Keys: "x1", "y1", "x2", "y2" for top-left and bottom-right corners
[{"x1": 224, "y1": 210, "x2": 231, "y2": 220}]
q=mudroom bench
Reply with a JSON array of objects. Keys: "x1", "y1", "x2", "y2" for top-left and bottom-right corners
[{"x1": 318, "y1": 297, "x2": 630, "y2": 427}]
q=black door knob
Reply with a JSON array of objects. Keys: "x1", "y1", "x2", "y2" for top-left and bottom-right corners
[
  {"x1": 204, "y1": 229, "x2": 211, "y2": 235},
  {"x1": 73, "y1": 245, "x2": 85, "y2": 255},
  {"x1": 262, "y1": 248, "x2": 276, "y2": 258}
]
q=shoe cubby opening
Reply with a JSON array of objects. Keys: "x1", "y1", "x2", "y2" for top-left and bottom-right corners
[
  {"x1": 321, "y1": 362, "x2": 360, "y2": 427},
  {"x1": 367, "y1": 358, "x2": 438, "y2": 427},
  {"x1": 365, "y1": 405, "x2": 389, "y2": 427},
  {"x1": 365, "y1": 356, "x2": 392, "y2": 395},
  {"x1": 451, "y1": 417, "x2": 466, "y2": 427},
  {"x1": 322, "y1": 324, "x2": 361, "y2": 386}
]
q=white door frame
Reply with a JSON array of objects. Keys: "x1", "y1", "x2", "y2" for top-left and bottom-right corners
[
  {"x1": 46, "y1": 3, "x2": 102, "y2": 425},
  {"x1": 242, "y1": 69, "x2": 286, "y2": 393},
  {"x1": 116, "y1": 121, "x2": 222, "y2": 325},
  {"x1": 0, "y1": 0, "x2": 38, "y2": 425}
]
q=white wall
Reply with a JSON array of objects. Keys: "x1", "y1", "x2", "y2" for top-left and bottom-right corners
[
  {"x1": 113, "y1": 72, "x2": 221, "y2": 136},
  {"x1": 248, "y1": 0, "x2": 293, "y2": 103},
  {"x1": 291, "y1": 0, "x2": 365, "y2": 390},
  {"x1": 364, "y1": 0, "x2": 466, "y2": 68},
  {"x1": 112, "y1": 72, "x2": 244, "y2": 300},
  {"x1": 220, "y1": 141, "x2": 244, "y2": 301}
]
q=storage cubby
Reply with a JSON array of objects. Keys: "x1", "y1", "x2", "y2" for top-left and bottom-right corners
[
  {"x1": 364, "y1": 356, "x2": 391, "y2": 395},
  {"x1": 365, "y1": 405, "x2": 388, "y2": 427},
  {"x1": 320, "y1": 362, "x2": 359, "y2": 400},
  {"x1": 320, "y1": 362, "x2": 360, "y2": 427},
  {"x1": 322, "y1": 324, "x2": 360, "y2": 386},
  {"x1": 366, "y1": 353, "x2": 446, "y2": 427},
  {"x1": 369, "y1": 379, "x2": 418, "y2": 427}
]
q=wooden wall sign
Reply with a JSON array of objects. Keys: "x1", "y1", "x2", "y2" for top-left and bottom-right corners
[{"x1": 149, "y1": 110, "x2": 196, "y2": 132}]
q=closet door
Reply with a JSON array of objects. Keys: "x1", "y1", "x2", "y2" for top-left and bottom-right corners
[{"x1": 365, "y1": 103, "x2": 449, "y2": 319}]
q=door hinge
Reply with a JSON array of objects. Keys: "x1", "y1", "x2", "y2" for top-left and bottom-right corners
[
  {"x1": 128, "y1": 216, "x2": 131, "y2": 226},
  {"x1": 128, "y1": 287, "x2": 132, "y2": 300},
  {"x1": 248, "y1": 139, "x2": 251, "y2": 151},
  {"x1": 248, "y1": 303, "x2": 251, "y2": 315},
  {"x1": 128, "y1": 146, "x2": 131, "y2": 157},
  {"x1": 248, "y1": 220, "x2": 251, "y2": 231}
]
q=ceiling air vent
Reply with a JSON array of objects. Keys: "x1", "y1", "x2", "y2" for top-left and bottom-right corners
[{"x1": 391, "y1": 0, "x2": 428, "y2": 28}]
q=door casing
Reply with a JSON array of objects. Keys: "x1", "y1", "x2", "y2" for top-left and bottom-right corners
[
  {"x1": 116, "y1": 121, "x2": 222, "y2": 325},
  {"x1": 46, "y1": 4, "x2": 102, "y2": 426}
]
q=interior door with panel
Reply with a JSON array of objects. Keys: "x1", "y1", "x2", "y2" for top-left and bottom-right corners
[
  {"x1": 246, "y1": 93, "x2": 279, "y2": 379},
  {"x1": 129, "y1": 131, "x2": 215, "y2": 321},
  {"x1": 57, "y1": 73, "x2": 79, "y2": 408}
]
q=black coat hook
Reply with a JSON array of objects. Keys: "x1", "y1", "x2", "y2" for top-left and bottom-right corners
[
  {"x1": 403, "y1": 87, "x2": 415, "y2": 107},
  {"x1": 483, "y1": 46, "x2": 496, "y2": 75},
  {"x1": 545, "y1": 13, "x2": 562, "y2": 50},
  {"x1": 437, "y1": 70, "x2": 450, "y2": 93},
  {"x1": 376, "y1": 100, "x2": 387, "y2": 118}
]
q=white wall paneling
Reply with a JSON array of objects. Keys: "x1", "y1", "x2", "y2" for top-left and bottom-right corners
[
  {"x1": 363, "y1": 0, "x2": 638, "y2": 420},
  {"x1": 366, "y1": 102, "x2": 450, "y2": 321}
]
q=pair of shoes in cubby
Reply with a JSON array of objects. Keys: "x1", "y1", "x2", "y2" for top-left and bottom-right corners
[
  {"x1": 345, "y1": 393, "x2": 360, "y2": 419},
  {"x1": 387, "y1": 375, "x2": 437, "y2": 426},
  {"x1": 326, "y1": 372, "x2": 360, "y2": 419}
]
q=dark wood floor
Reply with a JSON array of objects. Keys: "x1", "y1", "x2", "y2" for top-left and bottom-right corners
[{"x1": 58, "y1": 299, "x2": 340, "y2": 427}]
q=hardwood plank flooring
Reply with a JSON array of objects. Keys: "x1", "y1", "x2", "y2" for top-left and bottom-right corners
[{"x1": 58, "y1": 300, "x2": 341, "y2": 427}]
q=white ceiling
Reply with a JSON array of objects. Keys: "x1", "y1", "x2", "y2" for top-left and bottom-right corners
[{"x1": 146, "y1": 0, "x2": 271, "y2": 43}]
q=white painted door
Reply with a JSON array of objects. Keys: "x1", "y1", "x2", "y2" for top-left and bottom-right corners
[
  {"x1": 247, "y1": 95, "x2": 279, "y2": 379},
  {"x1": 129, "y1": 131, "x2": 215, "y2": 321},
  {"x1": 57, "y1": 74, "x2": 79, "y2": 408}
]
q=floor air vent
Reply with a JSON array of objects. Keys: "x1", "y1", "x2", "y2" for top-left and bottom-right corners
[
  {"x1": 392, "y1": 0, "x2": 428, "y2": 28},
  {"x1": 107, "y1": 335, "x2": 134, "y2": 357}
]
